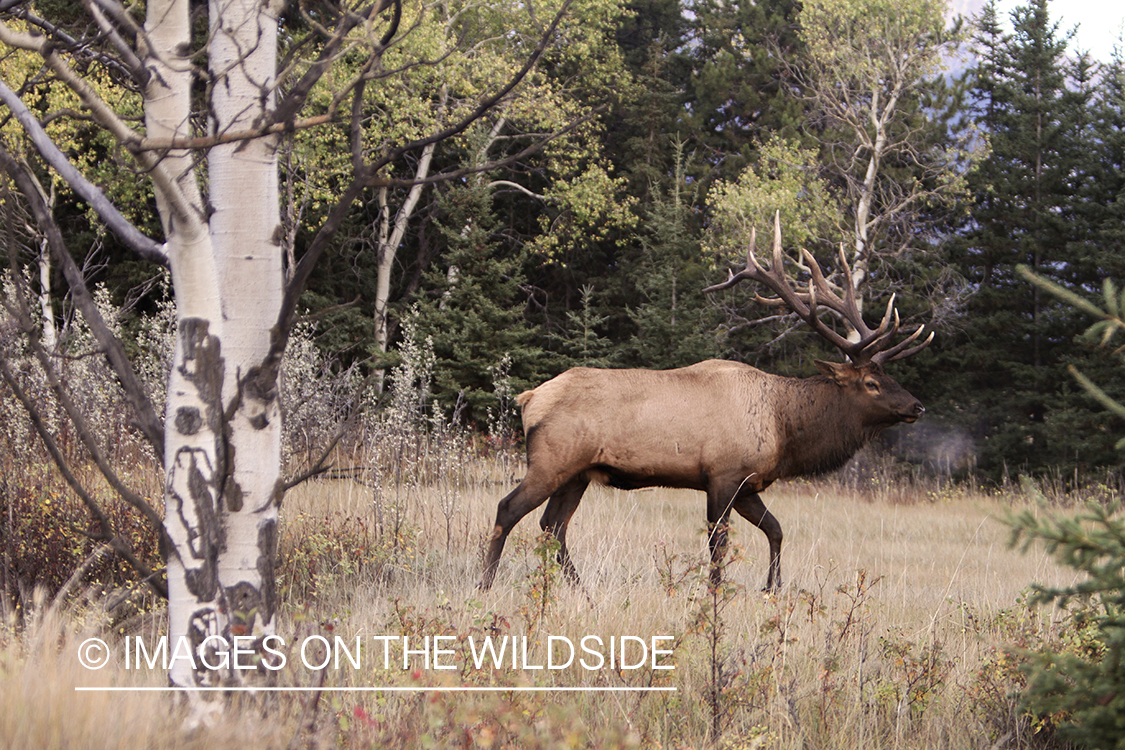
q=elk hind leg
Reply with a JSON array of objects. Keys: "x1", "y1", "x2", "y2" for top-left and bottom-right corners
[
  {"x1": 481, "y1": 472, "x2": 562, "y2": 589},
  {"x1": 732, "y1": 491, "x2": 783, "y2": 591},
  {"x1": 538, "y1": 476, "x2": 589, "y2": 585}
]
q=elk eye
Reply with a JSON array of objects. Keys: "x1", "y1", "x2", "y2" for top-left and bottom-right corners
[{"x1": 865, "y1": 380, "x2": 880, "y2": 393}]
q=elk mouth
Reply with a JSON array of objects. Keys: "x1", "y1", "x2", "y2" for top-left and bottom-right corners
[{"x1": 899, "y1": 403, "x2": 925, "y2": 424}]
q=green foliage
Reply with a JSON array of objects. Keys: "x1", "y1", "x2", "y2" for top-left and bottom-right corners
[
  {"x1": 1007, "y1": 503, "x2": 1125, "y2": 748},
  {"x1": 799, "y1": 0, "x2": 949, "y2": 81},
  {"x1": 681, "y1": 0, "x2": 807, "y2": 181},
  {"x1": 929, "y1": 0, "x2": 1125, "y2": 479},
  {"x1": 544, "y1": 284, "x2": 619, "y2": 369},
  {"x1": 1017, "y1": 265, "x2": 1125, "y2": 453},
  {"x1": 994, "y1": 262, "x2": 1125, "y2": 747},
  {"x1": 707, "y1": 135, "x2": 842, "y2": 257},
  {"x1": 411, "y1": 171, "x2": 544, "y2": 425},
  {"x1": 626, "y1": 145, "x2": 721, "y2": 368}
]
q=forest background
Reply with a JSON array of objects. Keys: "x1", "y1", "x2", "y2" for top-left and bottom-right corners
[
  {"x1": 2, "y1": 0, "x2": 1125, "y2": 746},
  {"x1": 3, "y1": 0, "x2": 1124, "y2": 483}
]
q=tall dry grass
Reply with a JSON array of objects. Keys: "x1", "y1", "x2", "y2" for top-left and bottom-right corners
[{"x1": 3, "y1": 450, "x2": 1087, "y2": 749}]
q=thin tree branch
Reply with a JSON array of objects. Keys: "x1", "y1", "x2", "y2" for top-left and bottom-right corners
[
  {"x1": 0, "y1": 349, "x2": 168, "y2": 600},
  {"x1": 487, "y1": 179, "x2": 547, "y2": 200},
  {"x1": 370, "y1": 107, "x2": 602, "y2": 190},
  {"x1": 0, "y1": 80, "x2": 168, "y2": 266},
  {"x1": 133, "y1": 114, "x2": 333, "y2": 151},
  {"x1": 0, "y1": 226, "x2": 164, "y2": 532},
  {"x1": 365, "y1": 0, "x2": 576, "y2": 176},
  {"x1": 0, "y1": 144, "x2": 166, "y2": 459},
  {"x1": 273, "y1": 0, "x2": 400, "y2": 127},
  {"x1": 80, "y1": 0, "x2": 148, "y2": 86}
]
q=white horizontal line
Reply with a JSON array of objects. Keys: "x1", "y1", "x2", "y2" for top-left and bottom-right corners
[{"x1": 75, "y1": 686, "x2": 677, "y2": 693}]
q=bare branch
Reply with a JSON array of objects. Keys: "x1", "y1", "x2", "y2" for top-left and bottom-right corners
[
  {"x1": 133, "y1": 114, "x2": 333, "y2": 151},
  {"x1": 0, "y1": 230, "x2": 164, "y2": 532},
  {"x1": 0, "y1": 144, "x2": 166, "y2": 457},
  {"x1": 371, "y1": 106, "x2": 603, "y2": 190},
  {"x1": 0, "y1": 186, "x2": 166, "y2": 596},
  {"x1": 81, "y1": 0, "x2": 148, "y2": 85},
  {"x1": 488, "y1": 179, "x2": 546, "y2": 200},
  {"x1": 0, "y1": 80, "x2": 168, "y2": 266},
  {"x1": 274, "y1": 0, "x2": 397, "y2": 126}
]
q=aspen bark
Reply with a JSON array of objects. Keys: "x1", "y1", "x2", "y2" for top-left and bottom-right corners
[{"x1": 146, "y1": 0, "x2": 284, "y2": 709}]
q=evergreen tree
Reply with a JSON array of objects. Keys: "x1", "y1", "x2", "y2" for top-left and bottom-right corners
[
  {"x1": 625, "y1": 145, "x2": 722, "y2": 369},
  {"x1": 943, "y1": 0, "x2": 1120, "y2": 477},
  {"x1": 544, "y1": 284, "x2": 620, "y2": 369},
  {"x1": 683, "y1": 0, "x2": 807, "y2": 180},
  {"x1": 412, "y1": 175, "x2": 542, "y2": 425},
  {"x1": 1088, "y1": 49, "x2": 1125, "y2": 282}
]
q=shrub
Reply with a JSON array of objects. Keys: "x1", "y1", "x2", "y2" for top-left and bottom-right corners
[
  {"x1": 1007, "y1": 503, "x2": 1125, "y2": 749},
  {"x1": 0, "y1": 464, "x2": 162, "y2": 610}
]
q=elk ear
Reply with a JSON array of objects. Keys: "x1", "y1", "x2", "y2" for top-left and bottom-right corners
[{"x1": 815, "y1": 360, "x2": 859, "y2": 386}]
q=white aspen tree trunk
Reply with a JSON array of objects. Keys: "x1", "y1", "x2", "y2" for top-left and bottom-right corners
[
  {"x1": 144, "y1": 0, "x2": 224, "y2": 700},
  {"x1": 35, "y1": 179, "x2": 58, "y2": 350},
  {"x1": 206, "y1": 0, "x2": 284, "y2": 669},
  {"x1": 373, "y1": 140, "x2": 436, "y2": 392},
  {"x1": 848, "y1": 82, "x2": 901, "y2": 341},
  {"x1": 372, "y1": 87, "x2": 444, "y2": 393},
  {"x1": 37, "y1": 238, "x2": 56, "y2": 351},
  {"x1": 145, "y1": 0, "x2": 283, "y2": 712}
]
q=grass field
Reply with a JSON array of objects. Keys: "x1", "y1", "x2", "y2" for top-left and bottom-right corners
[{"x1": 0, "y1": 456, "x2": 1090, "y2": 749}]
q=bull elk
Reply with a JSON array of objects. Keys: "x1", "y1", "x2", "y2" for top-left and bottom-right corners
[{"x1": 480, "y1": 215, "x2": 933, "y2": 591}]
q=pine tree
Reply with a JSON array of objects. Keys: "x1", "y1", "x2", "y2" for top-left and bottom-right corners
[
  {"x1": 413, "y1": 176, "x2": 543, "y2": 426},
  {"x1": 683, "y1": 0, "x2": 807, "y2": 180},
  {"x1": 942, "y1": 0, "x2": 1113, "y2": 476},
  {"x1": 545, "y1": 284, "x2": 619, "y2": 370},
  {"x1": 626, "y1": 145, "x2": 721, "y2": 369},
  {"x1": 1010, "y1": 500, "x2": 1125, "y2": 749}
]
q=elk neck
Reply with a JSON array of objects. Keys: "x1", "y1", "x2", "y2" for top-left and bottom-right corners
[{"x1": 770, "y1": 374, "x2": 884, "y2": 478}]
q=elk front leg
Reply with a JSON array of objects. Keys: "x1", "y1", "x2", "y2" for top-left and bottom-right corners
[
  {"x1": 732, "y1": 490, "x2": 783, "y2": 591},
  {"x1": 705, "y1": 483, "x2": 736, "y2": 587},
  {"x1": 538, "y1": 476, "x2": 589, "y2": 585}
]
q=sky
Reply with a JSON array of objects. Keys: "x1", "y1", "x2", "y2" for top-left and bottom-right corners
[{"x1": 952, "y1": 0, "x2": 1125, "y2": 62}]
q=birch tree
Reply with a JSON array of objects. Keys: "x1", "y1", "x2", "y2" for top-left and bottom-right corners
[
  {"x1": 797, "y1": 0, "x2": 973, "y2": 317},
  {"x1": 0, "y1": 0, "x2": 581, "y2": 716},
  {"x1": 708, "y1": 0, "x2": 977, "y2": 345}
]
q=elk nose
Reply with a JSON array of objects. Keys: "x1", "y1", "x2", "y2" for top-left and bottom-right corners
[{"x1": 913, "y1": 402, "x2": 925, "y2": 418}]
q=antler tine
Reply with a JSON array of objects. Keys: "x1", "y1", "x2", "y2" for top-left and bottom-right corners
[
  {"x1": 703, "y1": 213, "x2": 936, "y2": 365},
  {"x1": 704, "y1": 214, "x2": 807, "y2": 318},
  {"x1": 871, "y1": 326, "x2": 934, "y2": 365},
  {"x1": 854, "y1": 297, "x2": 901, "y2": 359},
  {"x1": 703, "y1": 227, "x2": 763, "y2": 294}
]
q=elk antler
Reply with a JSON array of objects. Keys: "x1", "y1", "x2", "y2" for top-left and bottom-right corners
[{"x1": 704, "y1": 212, "x2": 934, "y2": 366}]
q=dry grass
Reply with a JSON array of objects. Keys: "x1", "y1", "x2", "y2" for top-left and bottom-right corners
[{"x1": 2, "y1": 459, "x2": 1086, "y2": 749}]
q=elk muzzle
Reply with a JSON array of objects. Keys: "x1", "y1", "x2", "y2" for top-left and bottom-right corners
[{"x1": 901, "y1": 401, "x2": 925, "y2": 424}]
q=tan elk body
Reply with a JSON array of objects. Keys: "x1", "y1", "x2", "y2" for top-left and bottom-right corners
[{"x1": 481, "y1": 217, "x2": 932, "y2": 590}]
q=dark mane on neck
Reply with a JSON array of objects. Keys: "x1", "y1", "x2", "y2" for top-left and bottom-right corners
[{"x1": 774, "y1": 375, "x2": 881, "y2": 478}]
